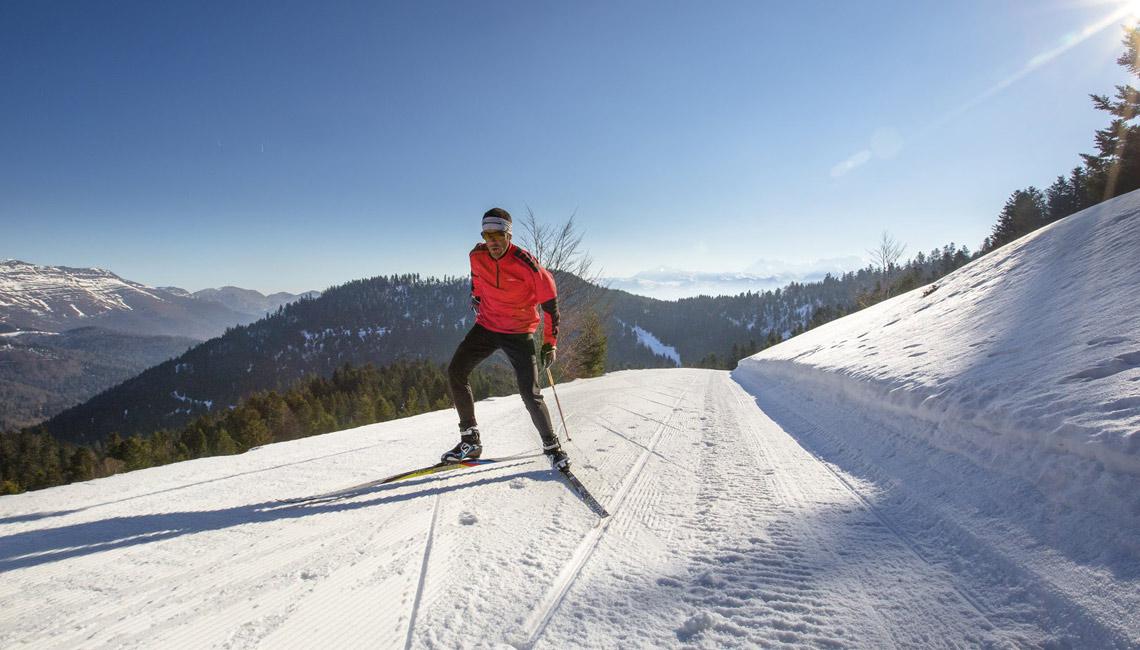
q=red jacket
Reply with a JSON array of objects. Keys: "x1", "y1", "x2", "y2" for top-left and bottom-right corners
[{"x1": 470, "y1": 243, "x2": 559, "y2": 345}]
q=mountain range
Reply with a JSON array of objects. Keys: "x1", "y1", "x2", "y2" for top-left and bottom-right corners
[
  {"x1": 0, "y1": 260, "x2": 315, "y2": 339},
  {"x1": 0, "y1": 260, "x2": 316, "y2": 430},
  {"x1": 36, "y1": 263, "x2": 899, "y2": 444}
]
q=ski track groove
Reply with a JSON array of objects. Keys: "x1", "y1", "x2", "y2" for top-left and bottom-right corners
[
  {"x1": 740, "y1": 379, "x2": 1005, "y2": 648},
  {"x1": 404, "y1": 494, "x2": 441, "y2": 650},
  {"x1": 516, "y1": 378, "x2": 697, "y2": 648},
  {"x1": 748, "y1": 378, "x2": 1136, "y2": 648},
  {"x1": 671, "y1": 374, "x2": 874, "y2": 648},
  {"x1": 3, "y1": 484, "x2": 427, "y2": 649},
  {"x1": 636, "y1": 373, "x2": 1004, "y2": 648}
]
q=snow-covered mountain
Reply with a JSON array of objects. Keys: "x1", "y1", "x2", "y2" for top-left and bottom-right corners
[
  {"x1": 605, "y1": 256, "x2": 862, "y2": 300},
  {"x1": 0, "y1": 260, "x2": 314, "y2": 340},
  {"x1": 0, "y1": 261, "x2": 318, "y2": 429},
  {"x1": 0, "y1": 260, "x2": 184, "y2": 331},
  {"x1": 2, "y1": 196, "x2": 1136, "y2": 647}
]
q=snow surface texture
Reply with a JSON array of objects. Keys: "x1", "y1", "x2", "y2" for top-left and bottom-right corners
[
  {"x1": 3, "y1": 366, "x2": 1135, "y2": 647},
  {"x1": 736, "y1": 191, "x2": 1140, "y2": 646}
]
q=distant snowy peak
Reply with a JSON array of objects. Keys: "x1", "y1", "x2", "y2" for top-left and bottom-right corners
[
  {"x1": 0, "y1": 260, "x2": 307, "y2": 339},
  {"x1": 0, "y1": 259, "x2": 172, "y2": 329},
  {"x1": 605, "y1": 256, "x2": 863, "y2": 300}
]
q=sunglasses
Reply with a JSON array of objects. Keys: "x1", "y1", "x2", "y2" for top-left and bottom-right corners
[{"x1": 481, "y1": 231, "x2": 508, "y2": 242}]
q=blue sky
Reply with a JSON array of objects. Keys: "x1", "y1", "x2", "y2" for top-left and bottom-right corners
[{"x1": 2, "y1": 1, "x2": 1137, "y2": 293}]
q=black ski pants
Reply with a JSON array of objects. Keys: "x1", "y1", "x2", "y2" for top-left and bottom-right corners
[{"x1": 447, "y1": 324, "x2": 558, "y2": 448}]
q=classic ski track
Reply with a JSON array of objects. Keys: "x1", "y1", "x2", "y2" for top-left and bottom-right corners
[
  {"x1": 725, "y1": 377, "x2": 1007, "y2": 647},
  {"x1": 403, "y1": 494, "x2": 441, "y2": 650},
  {"x1": 7, "y1": 497, "x2": 426, "y2": 649},
  {"x1": 3, "y1": 502, "x2": 351, "y2": 643},
  {"x1": 515, "y1": 378, "x2": 697, "y2": 648},
  {"x1": 68, "y1": 440, "x2": 395, "y2": 515},
  {"x1": 747, "y1": 377, "x2": 1136, "y2": 648},
  {"x1": 670, "y1": 373, "x2": 884, "y2": 648},
  {"x1": 618, "y1": 372, "x2": 1004, "y2": 648}
]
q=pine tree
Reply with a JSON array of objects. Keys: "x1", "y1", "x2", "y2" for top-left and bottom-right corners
[
  {"x1": 66, "y1": 447, "x2": 98, "y2": 482},
  {"x1": 989, "y1": 188, "x2": 1046, "y2": 250},
  {"x1": 1082, "y1": 25, "x2": 1140, "y2": 201},
  {"x1": 1045, "y1": 175, "x2": 1079, "y2": 223},
  {"x1": 572, "y1": 310, "x2": 608, "y2": 378}
]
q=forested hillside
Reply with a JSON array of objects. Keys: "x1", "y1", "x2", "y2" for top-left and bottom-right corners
[{"x1": 38, "y1": 248, "x2": 977, "y2": 446}]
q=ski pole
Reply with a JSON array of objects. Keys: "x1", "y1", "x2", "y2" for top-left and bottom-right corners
[{"x1": 545, "y1": 367, "x2": 572, "y2": 442}]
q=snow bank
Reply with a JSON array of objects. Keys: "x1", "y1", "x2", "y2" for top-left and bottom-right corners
[{"x1": 735, "y1": 190, "x2": 1140, "y2": 554}]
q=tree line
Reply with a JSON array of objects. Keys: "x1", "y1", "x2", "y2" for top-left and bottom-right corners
[
  {"x1": 1, "y1": 360, "x2": 518, "y2": 494},
  {"x1": 983, "y1": 25, "x2": 1140, "y2": 252}
]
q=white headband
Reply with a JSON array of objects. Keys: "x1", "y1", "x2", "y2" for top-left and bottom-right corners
[{"x1": 482, "y1": 216, "x2": 512, "y2": 234}]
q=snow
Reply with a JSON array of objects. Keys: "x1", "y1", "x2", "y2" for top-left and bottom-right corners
[
  {"x1": 1, "y1": 195, "x2": 1138, "y2": 648},
  {"x1": 170, "y1": 390, "x2": 214, "y2": 411},
  {"x1": 0, "y1": 370, "x2": 1013, "y2": 647},
  {"x1": 735, "y1": 190, "x2": 1140, "y2": 647},
  {"x1": 629, "y1": 323, "x2": 682, "y2": 365},
  {"x1": 0, "y1": 259, "x2": 162, "y2": 318},
  {"x1": 0, "y1": 330, "x2": 58, "y2": 338}
]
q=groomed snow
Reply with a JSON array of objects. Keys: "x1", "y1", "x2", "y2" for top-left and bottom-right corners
[
  {"x1": 0, "y1": 368, "x2": 1134, "y2": 647},
  {"x1": 1, "y1": 195, "x2": 1137, "y2": 648},
  {"x1": 735, "y1": 190, "x2": 1140, "y2": 646}
]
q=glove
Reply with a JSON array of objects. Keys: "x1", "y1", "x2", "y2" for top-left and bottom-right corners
[
  {"x1": 540, "y1": 343, "x2": 557, "y2": 370},
  {"x1": 470, "y1": 295, "x2": 481, "y2": 315}
]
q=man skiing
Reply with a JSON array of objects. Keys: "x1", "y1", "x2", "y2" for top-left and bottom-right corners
[{"x1": 443, "y1": 208, "x2": 570, "y2": 470}]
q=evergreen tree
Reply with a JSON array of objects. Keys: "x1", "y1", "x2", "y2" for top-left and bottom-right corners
[
  {"x1": 571, "y1": 309, "x2": 608, "y2": 378},
  {"x1": 66, "y1": 447, "x2": 98, "y2": 482},
  {"x1": 1045, "y1": 175, "x2": 1079, "y2": 224},
  {"x1": 1082, "y1": 25, "x2": 1140, "y2": 201},
  {"x1": 989, "y1": 187, "x2": 1046, "y2": 250}
]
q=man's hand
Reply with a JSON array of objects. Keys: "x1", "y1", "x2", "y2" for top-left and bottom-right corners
[{"x1": 540, "y1": 343, "x2": 557, "y2": 370}]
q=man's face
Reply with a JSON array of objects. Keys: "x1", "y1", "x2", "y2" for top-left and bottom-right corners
[{"x1": 482, "y1": 230, "x2": 510, "y2": 258}]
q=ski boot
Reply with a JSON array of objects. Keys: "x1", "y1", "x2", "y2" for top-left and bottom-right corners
[
  {"x1": 544, "y1": 442, "x2": 570, "y2": 471},
  {"x1": 441, "y1": 427, "x2": 482, "y2": 463}
]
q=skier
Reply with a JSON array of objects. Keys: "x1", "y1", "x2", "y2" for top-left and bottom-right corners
[{"x1": 442, "y1": 208, "x2": 570, "y2": 470}]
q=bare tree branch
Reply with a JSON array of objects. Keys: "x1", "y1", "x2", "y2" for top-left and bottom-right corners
[{"x1": 517, "y1": 208, "x2": 610, "y2": 379}]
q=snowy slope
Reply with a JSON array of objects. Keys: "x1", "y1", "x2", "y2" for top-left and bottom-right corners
[
  {"x1": 1, "y1": 367, "x2": 1134, "y2": 648},
  {"x1": 735, "y1": 191, "x2": 1140, "y2": 646}
]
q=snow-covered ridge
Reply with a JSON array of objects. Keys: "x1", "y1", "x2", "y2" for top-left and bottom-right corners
[
  {"x1": 0, "y1": 260, "x2": 315, "y2": 340},
  {"x1": 735, "y1": 189, "x2": 1140, "y2": 547},
  {"x1": 0, "y1": 259, "x2": 164, "y2": 320}
]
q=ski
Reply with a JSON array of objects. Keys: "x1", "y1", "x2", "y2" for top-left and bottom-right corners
[
  {"x1": 378, "y1": 453, "x2": 540, "y2": 485},
  {"x1": 558, "y1": 467, "x2": 610, "y2": 518},
  {"x1": 279, "y1": 451, "x2": 544, "y2": 504}
]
